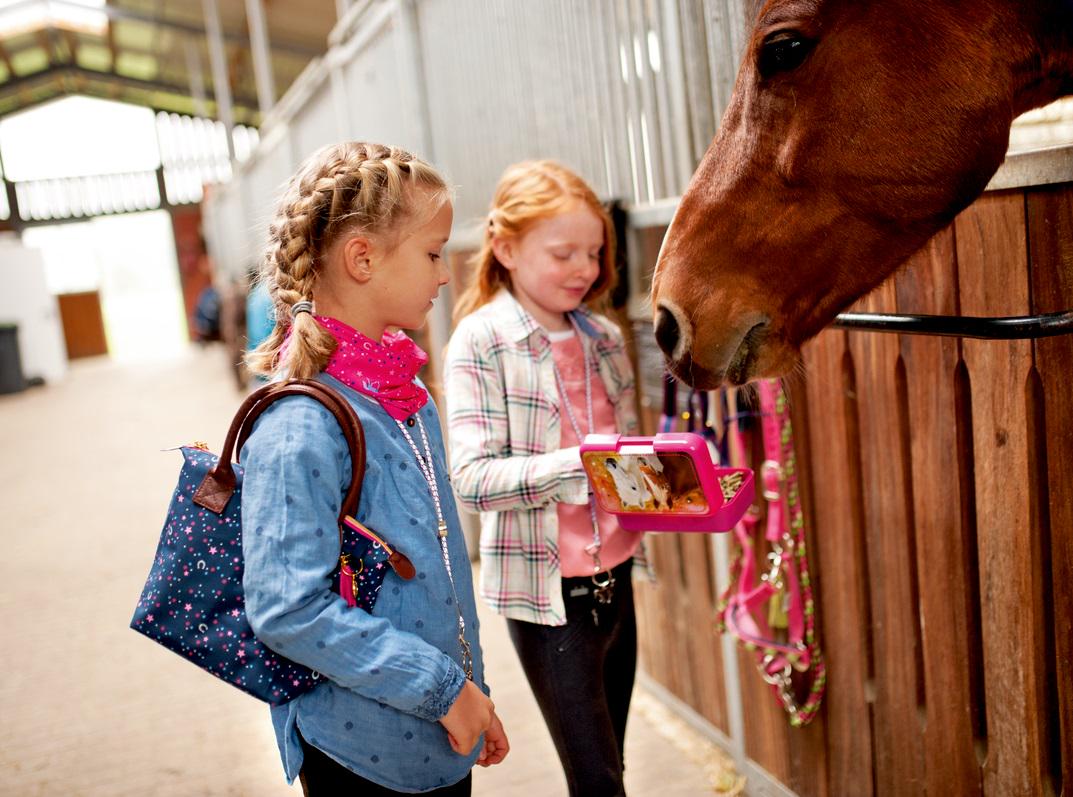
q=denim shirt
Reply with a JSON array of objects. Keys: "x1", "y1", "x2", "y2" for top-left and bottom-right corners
[{"x1": 240, "y1": 374, "x2": 486, "y2": 792}]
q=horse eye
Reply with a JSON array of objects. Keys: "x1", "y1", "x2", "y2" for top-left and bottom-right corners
[{"x1": 757, "y1": 32, "x2": 814, "y2": 78}]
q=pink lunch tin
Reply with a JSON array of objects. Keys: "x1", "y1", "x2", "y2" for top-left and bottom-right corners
[{"x1": 580, "y1": 433, "x2": 754, "y2": 532}]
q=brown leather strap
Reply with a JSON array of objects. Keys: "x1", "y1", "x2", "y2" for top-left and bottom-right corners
[
  {"x1": 237, "y1": 380, "x2": 366, "y2": 518},
  {"x1": 193, "y1": 380, "x2": 366, "y2": 547}
]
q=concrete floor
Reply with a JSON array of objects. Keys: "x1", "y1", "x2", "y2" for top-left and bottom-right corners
[{"x1": 0, "y1": 346, "x2": 727, "y2": 796}]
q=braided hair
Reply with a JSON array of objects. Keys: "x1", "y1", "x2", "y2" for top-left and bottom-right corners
[{"x1": 246, "y1": 142, "x2": 449, "y2": 379}]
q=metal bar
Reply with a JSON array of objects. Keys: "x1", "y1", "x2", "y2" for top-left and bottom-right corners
[
  {"x1": 832, "y1": 310, "x2": 1073, "y2": 339},
  {"x1": 184, "y1": 40, "x2": 210, "y2": 118},
  {"x1": 631, "y1": 0, "x2": 664, "y2": 200},
  {"x1": 704, "y1": 0, "x2": 737, "y2": 120},
  {"x1": 711, "y1": 531, "x2": 748, "y2": 766},
  {"x1": 659, "y1": 0, "x2": 696, "y2": 194},
  {"x1": 244, "y1": 0, "x2": 277, "y2": 115},
  {"x1": 679, "y1": 0, "x2": 716, "y2": 163},
  {"x1": 396, "y1": 0, "x2": 434, "y2": 160},
  {"x1": 615, "y1": 0, "x2": 645, "y2": 203},
  {"x1": 202, "y1": 0, "x2": 235, "y2": 161},
  {"x1": 591, "y1": 4, "x2": 623, "y2": 198},
  {"x1": 647, "y1": 1, "x2": 675, "y2": 196},
  {"x1": 576, "y1": 5, "x2": 604, "y2": 193}
]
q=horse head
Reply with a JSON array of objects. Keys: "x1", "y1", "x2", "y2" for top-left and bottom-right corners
[{"x1": 651, "y1": 0, "x2": 1073, "y2": 388}]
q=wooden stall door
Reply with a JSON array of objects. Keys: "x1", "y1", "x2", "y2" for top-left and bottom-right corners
[
  {"x1": 1026, "y1": 184, "x2": 1072, "y2": 797},
  {"x1": 957, "y1": 193, "x2": 1052, "y2": 797},
  {"x1": 801, "y1": 328, "x2": 875, "y2": 796},
  {"x1": 896, "y1": 231, "x2": 984, "y2": 796},
  {"x1": 57, "y1": 291, "x2": 108, "y2": 359},
  {"x1": 629, "y1": 181, "x2": 1071, "y2": 797}
]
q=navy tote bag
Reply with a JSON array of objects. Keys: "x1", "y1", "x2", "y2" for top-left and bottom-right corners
[{"x1": 130, "y1": 379, "x2": 387, "y2": 705}]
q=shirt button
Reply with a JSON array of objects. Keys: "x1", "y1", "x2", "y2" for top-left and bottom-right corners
[{"x1": 406, "y1": 417, "x2": 416, "y2": 427}]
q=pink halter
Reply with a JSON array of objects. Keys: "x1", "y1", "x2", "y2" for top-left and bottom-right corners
[
  {"x1": 718, "y1": 379, "x2": 826, "y2": 726},
  {"x1": 316, "y1": 316, "x2": 430, "y2": 421}
]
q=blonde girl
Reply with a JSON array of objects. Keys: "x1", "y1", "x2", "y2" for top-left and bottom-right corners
[
  {"x1": 241, "y1": 141, "x2": 508, "y2": 796},
  {"x1": 445, "y1": 160, "x2": 645, "y2": 797}
]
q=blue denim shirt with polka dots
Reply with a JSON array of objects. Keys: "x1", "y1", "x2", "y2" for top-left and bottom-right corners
[{"x1": 240, "y1": 374, "x2": 486, "y2": 792}]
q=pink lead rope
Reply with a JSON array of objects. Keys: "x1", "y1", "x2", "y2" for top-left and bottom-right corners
[{"x1": 718, "y1": 379, "x2": 826, "y2": 727}]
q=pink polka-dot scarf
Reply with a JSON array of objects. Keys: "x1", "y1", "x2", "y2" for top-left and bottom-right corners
[{"x1": 316, "y1": 315, "x2": 429, "y2": 421}]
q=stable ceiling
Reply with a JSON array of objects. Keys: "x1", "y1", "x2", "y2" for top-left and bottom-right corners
[{"x1": 0, "y1": 0, "x2": 337, "y2": 125}]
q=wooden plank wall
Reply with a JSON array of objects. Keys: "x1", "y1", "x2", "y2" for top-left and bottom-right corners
[{"x1": 632, "y1": 182, "x2": 1072, "y2": 795}]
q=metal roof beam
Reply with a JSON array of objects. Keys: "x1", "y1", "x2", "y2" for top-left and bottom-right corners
[
  {"x1": 0, "y1": 65, "x2": 262, "y2": 121},
  {"x1": 0, "y1": 0, "x2": 321, "y2": 58}
]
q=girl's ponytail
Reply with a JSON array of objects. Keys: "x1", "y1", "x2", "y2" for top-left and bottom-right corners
[{"x1": 453, "y1": 212, "x2": 507, "y2": 322}]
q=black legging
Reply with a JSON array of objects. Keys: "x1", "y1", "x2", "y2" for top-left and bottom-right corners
[
  {"x1": 298, "y1": 732, "x2": 472, "y2": 796},
  {"x1": 506, "y1": 558, "x2": 637, "y2": 797}
]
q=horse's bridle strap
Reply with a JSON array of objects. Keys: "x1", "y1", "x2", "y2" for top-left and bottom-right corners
[{"x1": 718, "y1": 379, "x2": 827, "y2": 726}]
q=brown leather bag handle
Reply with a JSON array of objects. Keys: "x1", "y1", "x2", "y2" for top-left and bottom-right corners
[
  {"x1": 236, "y1": 380, "x2": 366, "y2": 517},
  {"x1": 193, "y1": 380, "x2": 366, "y2": 547}
]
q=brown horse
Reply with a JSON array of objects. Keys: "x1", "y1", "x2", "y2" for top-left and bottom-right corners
[{"x1": 650, "y1": 0, "x2": 1073, "y2": 388}]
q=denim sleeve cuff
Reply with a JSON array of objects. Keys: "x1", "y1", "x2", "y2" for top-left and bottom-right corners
[{"x1": 413, "y1": 660, "x2": 467, "y2": 722}]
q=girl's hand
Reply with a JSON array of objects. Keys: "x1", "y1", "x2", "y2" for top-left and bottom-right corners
[
  {"x1": 477, "y1": 711, "x2": 510, "y2": 766},
  {"x1": 439, "y1": 679, "x2": 494, "y2": 756}
]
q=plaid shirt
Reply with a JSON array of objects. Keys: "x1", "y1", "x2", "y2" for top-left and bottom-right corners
[{"x1": 444, "y1": 289, "x2": 647, "y2": 625}]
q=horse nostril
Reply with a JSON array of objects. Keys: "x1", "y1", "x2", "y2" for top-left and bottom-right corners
[{"x1": 654, "y1": 306, "x2": 680, "y2": 357}]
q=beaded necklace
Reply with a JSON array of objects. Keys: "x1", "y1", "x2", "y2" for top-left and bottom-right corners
[
  {"x1": 394, "y1": 414, "x2": 473, "y2": 679},
  {"x1": 549, "y1": 320, "x2": 615, "y2": 605}
]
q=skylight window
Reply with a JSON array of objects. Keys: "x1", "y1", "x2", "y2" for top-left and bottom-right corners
[
  {"x1": 0, "y1": 96, "x2": 159, "y2": 181},
  {"x1": 0, "y1": 0, "x2": 108, "y2": 38}
]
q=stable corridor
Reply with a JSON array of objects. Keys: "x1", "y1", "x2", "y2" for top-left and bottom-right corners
[{"x1": 0, "y1": 345, "x2": 728, "y2": 796}]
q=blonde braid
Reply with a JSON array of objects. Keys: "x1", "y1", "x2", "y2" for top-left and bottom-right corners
[{"x1": 246, "y1": 142, "x2": 449, "y2": 379}]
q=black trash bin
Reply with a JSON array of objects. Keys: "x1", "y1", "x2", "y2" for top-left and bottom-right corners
[{"x1": 0, "y1": 324, "x2": 26, "y2": 394}]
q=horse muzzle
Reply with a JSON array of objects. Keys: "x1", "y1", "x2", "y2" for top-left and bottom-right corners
[{"x1": 654, "y1": 302, "x2": 772, "y2": 388}]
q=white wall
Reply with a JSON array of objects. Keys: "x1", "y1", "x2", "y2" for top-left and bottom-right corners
[{"x1": 0, "y1": 236, "x2": 67, "y2": 383}]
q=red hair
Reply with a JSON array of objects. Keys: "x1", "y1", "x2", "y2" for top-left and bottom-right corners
[{"x1": 454, "y1": 160, "x2": 616, "y2": 322}]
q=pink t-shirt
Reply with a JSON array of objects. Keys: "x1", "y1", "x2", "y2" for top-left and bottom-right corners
[{"x1": 550, "y1": 329, "x2": 641, "y2": 577}]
